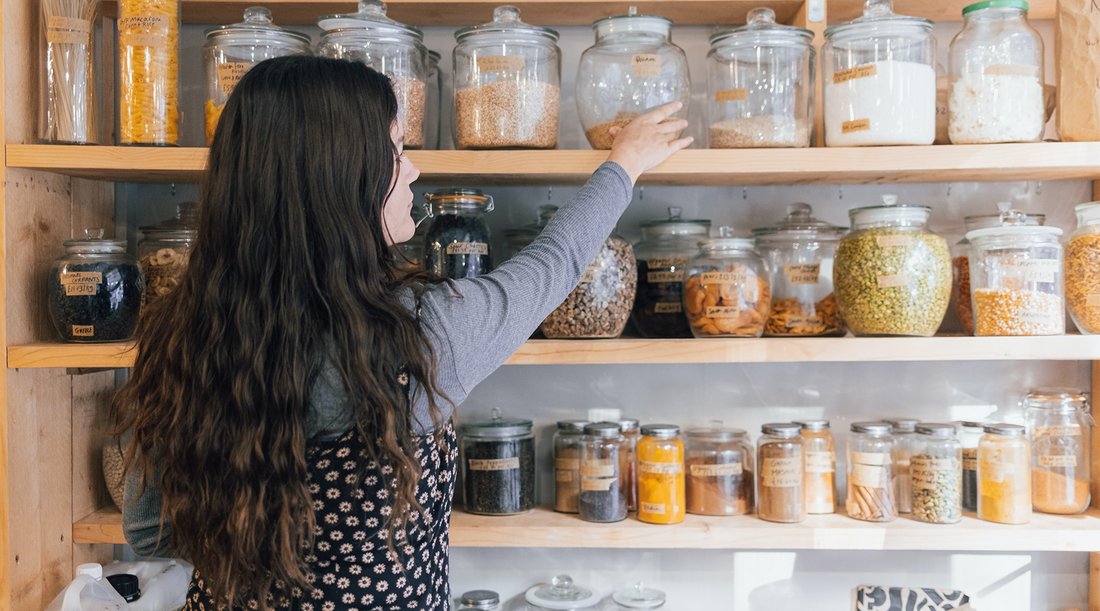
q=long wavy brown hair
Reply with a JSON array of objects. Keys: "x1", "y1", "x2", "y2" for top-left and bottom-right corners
[{"x1": 111, "y1": 56, "x2": 449, "y2": 608}]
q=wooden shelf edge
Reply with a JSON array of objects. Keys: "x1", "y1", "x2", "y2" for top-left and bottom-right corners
[
  {"x1": 74, "y1": 507, "x2": 125, "y2": 545},
  {"x1": 8, "y1": 342, "x2": 137, "y2": 369}
]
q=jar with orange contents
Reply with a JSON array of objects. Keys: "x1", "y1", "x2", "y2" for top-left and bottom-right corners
[
  {"x1": 637, "y1": 424, "x2": 685, "y2": 524},
  {"x1": 682, "y1": 226, "x2": 771, "y2": 338},
  {"x1": 977, "y1": 423, "x2": 1031, "y2": 524}
]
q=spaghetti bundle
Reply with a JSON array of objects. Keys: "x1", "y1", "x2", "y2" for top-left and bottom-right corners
[
  {"x1": 118, "y1": 0, "x2": 179, "y2": 145},
  {"x1": 41, "y1": 0, "x2": 99, "y2": 143}
]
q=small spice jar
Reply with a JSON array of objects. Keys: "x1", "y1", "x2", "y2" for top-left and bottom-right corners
[
  {"x1": 957, "y1": 420, "x2": 985, "y2": 512},
  {"x1": 525, "y1": 576, "x2": 602, "y2": 611},
  {"x1": 1024, "y1": 388, "x2": 1093, "y2": 514},
  {"x1": 882, "y1": 417, "x2": 919, "y2": 513},
  {"x1": 117, "y1": 0, "x2": 181, "y2": 145},
  {"x1": 966, "y1": 204, "x2": 1064, "y2": 336},
  {"x1": 910, "y1": 423, "x2": 963, "y2": 524},
  {"x1": 137, "y1": 202, "x2": 197, "y2": 309},
  {"x1": 978, "y1": 423, "x2": 1031, "y2": 524},
  {"x1": 754, "y1": 204, "x2": 847, "y2": 337},
  {"x1": 39, "y1": 0, "x2": 99, "y2": 144},
  {"x1": 541, "y1": 230, "x2": 637, "y2": 339},
  {"x1": 632, "y1": 208, "x2": 711, "y2": 338},
  {"x1": 553, "y1": 420, "x2": 588, "y2": 513},
  {"x1": 684, "y1": 423, "x2": 754, "y2": 516},
  {"x1": 683, "y1": 227, "x2": 771, "y2": 338},
  {"x1": 579, "y1": 422, "x2": 628, "y2": 523},
  {"x1": 612, "y1": 583, "x2": 666, "y2": 610},
  {"x1": 619, "y1": 418, "x2": 641, "y2": 511},
  {"x1": 1064, "y1": 202, "x2": 1100, "y2": 334},
  {"x1": 424, "y1": 188, "x2": 494, "y2": 279},
  {"x1": 706, "y1": 8, "x2": 816, "y2": 148},
  {"x1": 459, "y1": 409, "x2": 535, "y2": 515},
  {"x1": 458, "y1": 590, "x2": 502, "y2": 611},
  {"x1": 757, "y1": 423, "x2": 805, "y2": 523},
  {"x1": 794, "y1": 419, "x2": 835, "y2": 514},
  {"x1": 49, "y1": 229, "x2": 144, "y2": 343},
  {"x1": 846, "y1": 422, "x2": 897, "y2": 522},
  {"x1": 834, "y1": 195, "x2": 951, "y2": 336},
  {"x1": 637, "y1": 424, "x2": 685, "y2": 524}
]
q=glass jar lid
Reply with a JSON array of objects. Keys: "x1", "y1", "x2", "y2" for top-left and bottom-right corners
[
  {"x1": 966, "y1": 202, "x2": 1063, "y2": 241},
  {"x1": 205, "y1": 7, "x2": 312, "y2": 45},
  {"x1": 848, "y1": 194, "x2": 931, "y2": 226},
  {"x1": 882, "y1": 417, "x2": 919, "y2": 432},
  {"x1": 64, "y1": 228, "x2": 125, "y2": 253},
  {"x1": 593, "y1": 6, "x2": 672, "y2": 39},
  {"x1": 794, "y1": 419, "x2": 830, "y2": 431},
  {"x1": 425, "y1": 188, "x2": 495, "y2": 212},
  {"x1": 761, "y1": 422, "x2": 801, "y2": 438},
  {"x1": 619, "y1": 418, "x2": 640, "y2": 432},
  {"x1": 685, "y1": 425, "x2": 748, "y2": 443},
  {"x1": 964, "y1": 211, "x2": 1044, "y2": 232},
  {"x1": 640, "y1": 424, "x2": 680, "y2": 438},
  {"x1": 959, "y1": 421, "x2": 986, "y2": 430},
  {"x1": 641, "y1": 207, "x2": 710, "y2": 236},
  {"x1": 1024, "y1": 387, "x2": 1089, "y2": 411},
  {"x1": 983, "y1": 423, "x2": 1025, "y2": 436},
  {"x1": 963, "y1": 0, "x2": 1029, "y2": 15},
  {"x1": 753, "y1": 203, "x2": 847, "y2": 242},
  {"x1": 1076, "y1": 201, "x2": 1100, "y2": 227},
  {"x1": 710, "y1": 8, "x2": 814, "y2": 49},
  {"x1": 851, "y1": 421, "x2": 892, "y2": 436},
  {"x1": 700, "y1": 226, "x2": 755, "y2": 251},
  {"x1": 825, "y1": 0, "x2": 933, "y2": 43},
  {"x1": 557, "y1": 419, "x2": 589, "y2": 433},
  {"x1": 461, "y1": 409, "x2": 532, "y2": 437},
  {"x1": 916, "y1": 423, "x2": 957, "y2": 437},
  {"x1": 318, "y1": 0, "x2": 423, "y2": 42},
  {"x1": 455, "y1": 6, "x2": 560, "y2": 43},
  {"x1": 140, "y1": 202, "x2": 200, "y2": 237},
  {"x1": 428, "y1": 49, "x2": 441, "y2": 66},
  {"x1": 525, "y1": 575, "x2": 601, "y2": 610},
  {"x1": 585, "y1": 422, "x2": 622, "y2": 437},
  {"x1": 460, "y1": 590, "x2": 501, "y2": 609},
  {"x1": 612, "y1": 582, "x2": 666, "y2": 609}
]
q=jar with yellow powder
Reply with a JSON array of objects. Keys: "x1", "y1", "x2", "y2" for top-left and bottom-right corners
[
  {"x1": 977, "y1": 423, "x2": 1031, "y2": 524},
  {"x1": 637, "y1": 424, "x2": 685, "y2": 524}
]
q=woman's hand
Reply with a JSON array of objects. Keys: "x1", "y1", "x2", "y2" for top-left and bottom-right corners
[{"x1": 606, "y1": 101, "x2": 693, "y2": 185}]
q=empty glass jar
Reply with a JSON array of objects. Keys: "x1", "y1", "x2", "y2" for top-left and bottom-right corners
[
  {"x1": 683, "y1": 227, "x2": 771, "y2": 338},
  {"x1": 424, "y1": 188, "x2": 494, "y2": 279},
  {"x1": 684, "y1": 424, "x2": 753, "y2": 516},
  {"x1": 49, "y1": 229, "x2": 144, "y2": 343},
  {"x1": 632, "y1": 207, "x2": 711, "y2": 338},
  {"x1": 846, "y1": 422, "x2": 897, "y2": 522},
  {"x1": 1024, "y1": 388, "x2": 1093, "y2": 515}
]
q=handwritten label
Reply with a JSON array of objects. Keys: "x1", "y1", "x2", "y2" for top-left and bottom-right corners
[
  {"x1": 851, "y1": 463, "x2": 887, "y2": 488},
  {"x1": 876, "y1": 235, "x2": 912, "y2": 247},
  {"x1": 852, "y1": 452, "x2": 891, "y2": 466},
  {"x1": 715, "y1": 88, "x2": 748, "y2": 102},
  {"x1": 61, "y1": 272, "x2": 102, "y2": 296},
  {"x1": 690, "y1": 462, "x2": 742, "y2": 477},
  {"x1": 648, "y1": 257, "x2": 687, "y2": 270},
  {"x1": 1088, "y1": 295, "x2": 1100, "y2": 307},
  {"x1": 706, "y1": 306, "x2": 741, "y2": 319},
  {"x1": 47, "y1": 30, "x2": 90, "y2": 44},
  {"x1": 121, "y1": 33, "x2": 166, "y2": 47},
  {"x1": 580, "y1": 261, "x2": 602, "y2": 283},
  {"x1": 984, "y1": 63, "x2": 1039, "y2": 77},
  {"x1": 119, "y1": 15, "x2": 170, "y2": 31},
  {"x1": 833, "y1": 64, "x2": 878, "y2": 84},
  {"x1": 476, "y1": 55, "x2": 526, "y2": 72},
  {"x1": 805, "y1": 451, "x2": 834, "y2": 473},
  {"x1": 980, "y1": 460, "x2": 1014, "y2": 483},
  {"x1": 641, "y1": 502, "x2": 666, "y2": 515},
  {"x1": 786, "y1": 315, "x2": 823, "y2": 328},
  {"x1": 761, "y1": 457, "x2": 801, "y2": 487},
  {"x1": 784, "y1": 263, "x2": 820, "y2": 285},
  {"x1": 468, "y1": 457, "x2": 519, "y2": 471},
  {"x1": 581, "y1": 477, "x2": 616, "y2": 491},
  {"x1": 580, "y1": 464, "x2": 615, "y2": 477},
  {"x1": 446, "y1": 242, "x2": 489, "y2": 256},
  {"x1": 632, "y1": 54, "x2": 662, "y2": 78},
  {"x1": 1012, "y1": 259, "x2": 1060, "y2": 283},
  {"x1": 555, "y1": 470, "x2": 573, "y2": 482},
  {"x1": 72, "y1": 325, "x2": 94, "y2": 337},
  {"x1": 962, "y1": 448, "x2": 978, "y2": 471},
  {"x1": 654, "y1": 302, "x2": 682, "y2": 314},
  {"x1": 1035, "y1": 424, "x2": 1082, "y2": 438},
  {"x1": 842, "y1": 119, "x2": 871, "y2": 134},
  {"x1": 217, "y1": 62, "x2": 251, "y2": 95},
  {"x1": 49, "y1": 16, "x2": 92, "y2": 32},
  {"x1": 554, "y1": 458, "x2": 579, "y2": 470},
  {"x1": 639, "y1": 461, "x2": 682, "y2": 475},
  {"x1": 910, "y1": 456, "x2": 956, "y2": 490},
  {"x1": 1018, "y1": 310, "x2": 1057, "y2": 325},
  {"x1": 1039, "y1": 455, "x2": 1078, "y2": 467},
  {"x1": 877, "y1": 273, "x2": 909, "y2": 288},
  {"x1": 647, "y1": 271, "x2": 683, "y2": 283},
  {"x1": 702, "y1": 270, "x2": 747, "y2": 285}
]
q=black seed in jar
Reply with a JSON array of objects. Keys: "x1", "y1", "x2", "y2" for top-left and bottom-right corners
[
  {"x1": 462, "y1": 437, "x2": 535, "y2": 515},
  {"x1": 48, "y1": 262, "x2": 144, "y2": 342},
  {"x1": 426, "y1": 213, "x2": 493, "y2": 279},
  {"x1": 632, "y1": 259, "x2": 692, "y2": 338},
  {"x1": 579, "y1": 486, "x2": 627, "y2": 523}
]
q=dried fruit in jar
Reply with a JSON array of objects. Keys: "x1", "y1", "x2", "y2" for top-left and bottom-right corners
[
  {"x1": 139, "y1": 247, "x2": 190, "y2": 306},
  {"x1": 683, "y1": 263, "x2": 770, "y2": 337},
  {"x1": 764, "y1": 293, "x2": 843, "y2": 336}
]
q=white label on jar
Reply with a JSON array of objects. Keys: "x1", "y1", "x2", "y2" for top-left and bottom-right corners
[
  {"x1": 852, "y1": 451, "x2": 891, "y2": 466},
  {"x1": 654, "y1": 302, "x2": 682, "y2": 314},
  {"x1": 119, "y1": 15, "x2": 170, "y2": 31},
  {"x1": 641, "y1": 502, "x2": 666, "y2": 515},
  {"x1": 690, "y1": 462, "x2": 742, "y2": 477},
  {"x1": 580, "y1": 464, "x2": 615, "y2": 477},
  {"x1": 877, "y1": 273, "x2": 909, "y2": 289},
  {"x1": 647, "y1": 271, "x2": 683, "y2": 283},
  {"x1": 1039, "y1": 455, "x2": 1078, "y2": 467},
  {"x1": 876, "y1": 235, "x2": 912, "y2": 248},
  {"x1": 555, "y1": 470, "x2": 572, "y2": 482},
  {"x1": 1015, "y1": 259, "x2": 1059, "y2": 283},
  {"x1": 72, "y1": 325, "x2": 94, "y2": 337},
  {"x1": 639, "y1": 461, "x2": 682, "y2": 475},
  {"x1": 580, "y1": 261, "x2": 602, "y2": 283},
  {"x1": 833, "y1": 64, "x2": 878, "y2": 84},
  {"x1": 786, "y1": 315, "x2": 823, "y2": 328},
  {"x1": 1035, "y1": 424, "x2": 1082, "y2": 438},
  {"x1": 896, "y1": 451, "x2": 911, "y2": 467},
  {"x1": 1088, "y1": 295, "x2": 1100, "y2": 307},
  {"x1": 761, "y1": 457, "x2": 802, "y2": 487},
  {"x1": 49, "y1": 16, "x2": 92, "y2": 32},
  {"x1": 981, "y1": 460, "x2": 1014, "y2": 483},
  {"x1": 581, "y1": 477, "x2": 616, "y2": 491},
  {"x1": 217, "y1": 62, "x2": 251, "y2": 95},
  {"x1": 648, "y1": 257, "x2": 687, "y2": 270},
  {"x1": 468, "y1": 457, "x2": 519, "y2": 471},
  {"x1": 447, "y1": 242, "x2": 489, "y2": 256},
  {"x1": 805, "y1": 451, "x2": 834, "y2": 473},
  {"x1": 476, "y1": 55, "x2": 526, "y2": 72},
  {"x1": 842, "y1": 119, "x2": 871, "y2": 134},
  {"x1": 851, "y1": 463, "x2": 886, "y2": 488},
  {"x1": 984, "y1": 63, "x2": 1039, "y2": 77},
  {"x1": 784, "y1": 263, "x2": 820, "y2": 285},
  {"x1": 702, "y1": 270, "x2": 747, "y2": 284},
  {"x1": 554, "y1": 458, "x2": 579, "y2": 470},
  {"x1": 910, "y1": 456, "x2": 956, "y2": 490},
  {"x1": 632, "y1": 54, "x2": 662, "y2": 78},
  {"x1": 715, "y1": 88, "x2": 748, "y2": 102},
  {"x1": 706, "y1": 306, "x2": 741, "y2": 319},
  {"x1": 1018, "y1": 310, "x2": 1057, "y2": 325},
  {"x1": 47, "y1": 30, "x2": 90, "y2": 44},
  {"x1": 962, "y1": 448, "x2": 978, "y2": 471}
]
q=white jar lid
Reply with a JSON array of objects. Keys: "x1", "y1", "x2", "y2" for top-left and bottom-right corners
[
  {"x1": 76, "y1": 563, "x2": 103, "y2": 579},
  {"x1": 966, "y1": 225, "x2": 1062, "y2": 240}
]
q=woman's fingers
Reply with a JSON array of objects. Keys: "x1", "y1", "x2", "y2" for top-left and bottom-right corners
[
  {"x1": 643, "y1": 100, "x2": 684, "y2": 124},
  {"x1": 656, "y1": 119, "x2": 689, "y2": 134}
]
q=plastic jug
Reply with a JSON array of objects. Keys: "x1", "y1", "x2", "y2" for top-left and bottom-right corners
[
  {"x1": 42, "y1": 564, "x2": 127, "y2": 611},
  {"x1": 103, "y1": 559, "x2": 194, "y2": 611}
]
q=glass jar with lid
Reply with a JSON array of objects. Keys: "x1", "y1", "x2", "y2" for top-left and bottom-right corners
[
  {"x1": 425, "y1": 50, "x2": 442, "y2": 149},
  {"x1": 754, "y1": 204, "x2": 847, "y2": 337},
  {"x1": 39, "y1": 0, "x2": 99, "y2": 144},
  {"x1": 459, "y1": 408, "x2": 535, "y2": 515},
  {"x1": 138, "y1": 202, "x2": 198, "y2": 309},
  {"x1": 1063, "y1": 202, "x2": 1100, "y2": 334},
  {"x1": 453, "y1": 6, "x2": 561, "y2": 149},
  {"x1": 117, "y1": 0, "x2": 181, "y2": 145},
  {"x1": 846, "y1": 422, "x2": 897, "y2": 522},
  {"x1": 822, "y1": 0, "x2": 936, "y2": 147},
  {"x1": 49, "y1": 229, "x2": 144, "y2": 343},
  {"x1": 882, "y1": 417, "x2": 919, "y2": 513},
  {"x1": 683, "y1": 226, "x2": 771, "y2": 338},
  {"x1": 458, "y1": 590, "x2": 502, "y2": 611},
  {"x1": 684, "y1": 422, "x2": 753, "y2": 516},
  {"x1": 910, "y1": 423, "x2": 963, "y2": 524},
  {"x1": 612, "y1": 583, "x2": 666, "y2": 610},
  {"x1": 966, "y1": 203, "x2": 1064, "y2": 336},
  {"x1": 794, "y1": 419, "x2": 835, "y2": 514},
  {"x1": 553, "y1": 419, "x2": 588, "y2": 513},
  {"x1": 540, "y1": 230, "x2": 637, "y2": 339},
  {"x1": 834, "y1": 195, "x2": 951, "y2": 336},
  {"x1": 637, "y1": 424, "x2": 685, "y2": 524},
  {"x1": 948, "y1": 1, "x2": 1044, "y2": 144},
  {"x1": 757, "y1": 423, "x2": 805, "y2": 523},
  {"x1": 203, "y1": 7, "x2": 311, "y2": 145},
  {"x1": 579, "y1": 422, "x2": 628, "y2": 523},
  {"x1": 632, "y1": 207, "x2": 711, "y2": 338},
  {"x1": 706, "y1": 8, "x2": 815, "y2": 148},
  {"x1": 978, "y1": 423, "x2": 1030, "y2": 524},
  {"x1": 317, "y1": 0, "x2": 428, "y2": 148},
  {"x1": 1024, "y1": 388, "x2": 1093, "y2": 515},
  {"x1": 424, "y1": 188, "x2": 494, "y2": 279},
  {"x1": 525, "y1": 575, "x2": 601, "y2": 611},
  {"x1": 576, "y1": 7, "x2": 690, "y2": 150},
  {"x1": 957, "y1": 421, "x2": 985, "y2": 512}
]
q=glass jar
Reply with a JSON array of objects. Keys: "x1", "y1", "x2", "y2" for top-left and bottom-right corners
[
  {"x1": 683, "y1": 226, "x2": 771, "y2": 338},
  {"x1": 834, "y1": 195, "x2": 951, "y2": 336},
  {"x1": 882, "y1": 417, "x2": 919, "y2": 513},
  {"x1": 612, "y1": 583, "x2": 666, "y2": 610},
  {"x1": 203, "y1": 8, "x2": 311, "y2": 145},
  {"x1": 541, "y1": 230, "x2": 637, "y2": 339},
  {"x1": 318, "y1": 0, "x2": 428, "y2": 148},
  {"x1": 579, "y1": 422, "x2": 628, "y2": 523},
  {"x1": 619, "y1": 418, "x2": 640, "y2": 511},
  {"x1": 459, "y1": 409, "x2": 535, "y2": 515},
  {"x1": 49, "y1": 229, "x2": 144, "y2": 343},
  {"x1": 1064, "y1": 202, "x2": 1100, "y2": 335},
  {"x1": 453, "y1": 6, "x2": 561, "y2": 149},
  {"x1": 1024, "y1": 388, "x2": 1093, "y2": 515},
  {"x1": 957, "y1": 421, "x2": 985, "y2": 512},
  {"x1": 911, "y1": 423, "x2": 963, "y2": 524},
  {"x1": 576, "y1": 8, "x2": 690, "y2": 150},
  {"x1": 525, "y1": 576, "x2": 601, "y2": 611},
  {"x1": 794, "y1": 419, "x2": 835, "y2": 514},
  {"x1": 684, "y1": 423, "x2": 753, "y2": 516},
  {"x1": 425, "y1": 50, "x2": 442, "y2": 150},
  {"x1": 754, "y1": 204, "x2": 847, "y2": 337},
  {"x1": 137, "y1": 202, "x2": 197, "y2": 309},
  {"x1": 757, "y1": 423, "x2": 805, "y2": 523},
  {"x1": 977, "y1": 423, "x2": 1030, "y2": 524},
  {"x1": 424, "y1": 188, "x2": 494, "y2": 279},
  {"x1": 637, "y1": 424, "x2": 685, "y2": 524},
  {"x1": 40, "y1": 0, "x2": 99, "y2": 143},
  {"x1": 966, "y1": 205, "x2": 1065, "y2": 336},
  {"x1": 502, "y1": 205, "x2": 557, "y2": 261},
  {"x1": 118, "y1": 0, "x2": 181, "y2": 145},
  {"x1": 706, "y1": 8, "x2": 815, "y2": 148},
  {"x1": 553, "y1": 420, "x2": 587, "y2": 513},
  {"x1": 947, "y1": 1, "x2": 1044, "y2": 144},
  {"x1": 458, "y1": 590, "x2": 502, "y2": 611},
  {"x1": 822, "y1": 0, "x2": 936, "y2": 147},
  {"x1": 846, "y1": 422, "x2": 897, "y2": 522},
  {"x1": 632, "y1": 207, "x2": 711, "y2": 338}
]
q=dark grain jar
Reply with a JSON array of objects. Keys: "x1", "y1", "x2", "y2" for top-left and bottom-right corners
[
  {"x1": 424, "y1": 188, "x2": 494, "y2": 279},
  {"x1": 49, "y1": 229, "x2": 144, "y2": 343},
  {"x1": 459, "y1": 409, "x2": 535, "y2": 515}
]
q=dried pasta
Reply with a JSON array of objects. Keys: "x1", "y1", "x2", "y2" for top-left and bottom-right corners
[
  {"x1": 118, "y1": 0, "x2": 179, "y2": 145},
  {"x1": 41, "y1": 0, "x2": 99, "y2": 143}
]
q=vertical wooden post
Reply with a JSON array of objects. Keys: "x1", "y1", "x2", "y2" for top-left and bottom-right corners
[
  {"x1": 792, "y1": 0, "x2": 827, "y2": 147},
  {"x1": 1091, "y1": 553, "x2": 1100, "y2": 611}
]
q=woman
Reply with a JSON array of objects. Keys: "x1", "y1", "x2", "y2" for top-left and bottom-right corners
[{"x1": 112, "y1": 55, "x2": 690, "y2": 611}]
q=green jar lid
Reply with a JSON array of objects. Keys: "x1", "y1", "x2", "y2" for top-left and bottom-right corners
[{"x1": 963, "y1": 0, "x2": 1029, "y2": 16}]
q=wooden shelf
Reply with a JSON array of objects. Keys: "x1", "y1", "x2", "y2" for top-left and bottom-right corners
[
  {"x1": 831, "y1": 0, "x2": 1055, "y2": 22},
  {"x1": 9, "y1": 143, "x2": 1100, "y2": 186},
  {"x1": 74, "y1": 505, "x2": 1100, "y2": 551}
]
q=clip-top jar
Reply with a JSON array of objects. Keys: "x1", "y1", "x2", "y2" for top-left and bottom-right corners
[
  {"x1": 707, "y1": 8, "x2": 815, "y2": 148},
  {"x1": 424, "y1": 188, "x2": 494, "y2": 279},
  {"x1": 632, "y1": 207, "x2": 711, "y2": 338},
  {"x1": 49, "y1": 229, "x2": 144, "y2": 343},
  {"x1": 637, "y1": 424, "x2": 685, "y2": 524},
  {"x1": 683, "y1": 227, "x2": 771, "y2": 338},
  {"x1": 910, "y1": 423, "x2": 963, "y2": 524},
  {"x1": 576, "y1": 7, "x2": 690, "y2": 150},
  {"x1": 138, "y1": 202, "x2": 198, "y2": 309},
  {"x1": 882, "y1": 417, "x2": 918, "y2": 513},
  {"x1": 757, "y1": 423, "x2": 805, "y2": 523},
  {"x1": 795, "y1": 419, "x2": 835, "y2": 514},
  {"x1": 1024, "y1": 388, "x2": 1093, "y2": 514},
  {"x1": 847, "y1": 422, "x2": 897, "y2": 522},
  {"x1": 978, "y1": 423, "x2": 1030, "y2": 524},
  {"x1": 459, "y1": 409, "x2": 535, "y2": 515},
  {"x1": 553, "y1": 420, "x2": 588, "y2": 513},
  {"x1": 684, "y1": 423, "x2": 753, "y2": 516},
  {"x1": 1063, "y1": 202, "x2": 1100, "y2": 334}
]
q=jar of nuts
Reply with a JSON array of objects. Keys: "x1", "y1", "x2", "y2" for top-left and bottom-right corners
[
  {"x1": 138, "y1": 203, "x2": 197, "y2": 309},
  {"x1": 540, "y1": 230, "x2": 637, "y2": 339},
  {"x1": 682, "y1": 226, "x2": 770, "y2": 338}
]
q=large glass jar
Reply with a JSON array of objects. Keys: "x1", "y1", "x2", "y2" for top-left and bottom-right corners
[
  {"x1": 1064, "y1": 202, "x2": 1100, "y2": 334},
  {"x1": 706, "y1": 8, "x2": 815, "y2": 148},
  {"x1": 757, "y1": 423, "x2": 805, "y2": 523},
  {"x1": 1024, "y1": 388, "x2": 1093, "y2": 515},
  {"x1": 579, "y1": 422, "x2": 628, "y2": 523},
  {"x1": 49, "y1": 229, "x2": 144, "y2": 343},
  {"x1": 966, "y1": 206, "x2": 1064, "y2": 336},
  {"x1": 137, "y1": 202, "x2": 197, "y2": 309},
  {"x1": 541, "y1": 231, "x2": 637, "y2": 339},
  {"x1": 977, "y1": 423, "x2": 1030, "y2": 524},
  {"x1": 822, "y1": 0, "x2": 936, "y2": 147},
  {"x1": 910, "y1": 423, "x2": 963, "y2": 524},
  {"x1": 619, "y1": 418, "x2": 641, "y2": 511},
  {"x1": 637, "y1": 424, "x2": 685, "y2": 524},
  {"x1": 612, "y1": 584, "x2": 666, "y2": 611},
  {"x1": 684, "y1": 424, "x2": 754, "y2": 516},
  {"x1": 754, "y1": 204, "x2": 847, "y2": 337},
  {"x1": 576, "y1": 8, "x2": 690, "y2": 150},
  {"x1": 795, "y1": 419, "x2": 835, "y2": 514},
  {"x1": 453, "y1": 6, "x2": 561, "y2": 149},
  {"x1": 318, "y1": 0, "x2": 428, "y2": 148},
  {"x1": 525, "y1": 576, "x2": 601, "y2": 611},
  {"x1": 425, "y1": 50, "x2": 442, "y2": 150},
  {"x1": 948, "y1": 1, "x2": 1044, "y2": 144},
  {"x1": 459, "y1": 409, "x2": 535, "y2": 515},
  {"x1": 632, "y1": 207, "x2": 711, "y2": 338},
  {"x1": 40, "y1": 0, "x2": 99, "y2": 143},
  {"x1": 957, "y1": 421, "x2": 985, "y2": 512},
  {"x1": 553, "y1": 420, "x2": 588, "y2": 513},
  {"x1": 424, "y1": 188, "x2": 494, "y2": 279},
  {"x1": 683, "y1": 227, "x2": 771, "y2": 338},
  {"x1": 834, "y1": 195, "x2": 951, "y2": 336},
  {"x1": 458, "y1": 590, "x2": 502, "y2": 611},
  {"x1": 882, "y1": 417, "x2": 919, "y2": 513},
  {"x1": 846, "y1": 422, "x2": 897, "y2": 522},
  {"x1": 118, "y1": 0, "x2": 181, "y2": 145}
]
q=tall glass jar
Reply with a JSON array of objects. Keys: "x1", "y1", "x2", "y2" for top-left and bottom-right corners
[
  {"x1": 754, "y1": 204, "x2": 847, "y2": 337},
  {"x1": 459, "y1": 409, "x2": 535, "y2": 515},
  {"x1": 637, "y1": 424, "x2": 685, "y2": 524},
  {"x1": 684, "y1": 424, "x2": 753, "y2": 516},
  {"x1": 846, "y1": 422, "x2": 897, "y2": 522},
  {"x1": 453, "y1": 6, "x2": 561, "y2": 149},
  {"x1": 318, "y1": 0, "x2": 428, "y2": 148},
  {"x1": 458, "y1": 590, "x2": 502, "y2": 611},
  {"x1": 1064, "y1": 202, "x2": 1100, "y2": 334},
  {"x1": 632, "y1": 207, "x2": 711, "y2": 338},
  {"x1": 118, "y1": 0, "x2": 182, "y2": 145},
  {"x1": 683, "y1": 227, "x2": 771, "y2": 338},
  {"x1": 882, "y1": 417, "x2": 919, "y2": 513},
  {"x1": 49, "y1": 229, "x2": 144, "y2": 343},
  {"x1": 1024, "y1": 388, "x2": 1093, "y2": 514},
  {"x1": 203, "y1": 8, "x2": 311, "y2": 145},
  {"x1": 948, "y1": 1, "x2": 1044, "y2": 144},
  {"x1": 40, "y1": 0, "x2": 99, "y2": 143},
  {"x1": 957, "y1": 420, "x2": 985, "y2": 512},
  {"x1": 834, "y1": 195, "x2": 951, "y2": 336},
  {"x1": 579, "y1": 422, "x2": 628, "y2": 523},
  {"x1": 757, "y1": 423, "x2": 805, "y2": 523},
  {"x1": 576, "y1": 8, "x2": 690, "y2": 150},
  {"x1": 424, "y1": 188, "x2": 494, "y2": 279},
  {"x1": 553, "y1": 420, "x2": 588, "y2": 513},
  {"x1": 977, "y1": 423, "x2": 1030, "y2": 524},
  {"x1": 706, "y1": 8, "x2": 815, "y2": 148},
  {"x1": 138, "y1": 202, "x2": 197, "y2": 309},
  {"x1": 619, "y1": 418, "x2": 641, "y2": 511},
  {"x1": 910, "y1": 423, "x2": 962, "y2": 524},
  {"x1": 425, "y1": 50, "x2": 442, "y2": 149},
  {"x1": 822, "y1": 0, "x2": 936, "y2": 147},
  {"x1": 795, "y1": 419, "x2": 835, "y2": 514},
  {"x1": 541, "y1": 230, "x2": 637, "y2": 339}
]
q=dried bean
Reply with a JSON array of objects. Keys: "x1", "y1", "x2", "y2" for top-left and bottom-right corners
[{"x1": 541, "y1": 236, "x2": 636, "y2": 339}]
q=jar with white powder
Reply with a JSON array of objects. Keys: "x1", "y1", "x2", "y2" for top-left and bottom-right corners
[
  {"x1": 822, "y1": 0, "x2": 936, "y2": 147},
  {"x1": 948, "y1": 1, "x2": 1044, "y2": 144}
]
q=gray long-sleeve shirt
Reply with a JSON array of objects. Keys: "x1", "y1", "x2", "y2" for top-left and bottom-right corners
[{"x1": 123, "y1": 162, "x2": 634, "y2": 557}]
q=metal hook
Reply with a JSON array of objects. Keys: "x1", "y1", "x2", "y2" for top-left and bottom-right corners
[
  {"x1": 171, "y1": 183, "x2": 176, "y2": 197},
  {"x1": 946, "y1": 183, "x2": 951, "y2": 197},
  {"x1": 1036, "y1": 181, "x2": 1042, "y2": 195},
  {"x1": 547, "y1": 186, "x2": 552, "y2": 200},
  {"x1": 838, "y1": 185, "x2": 843, "y2": 200},
  {"x1": 639, "y1": 186, "x2": 644, "y2": 201}
]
